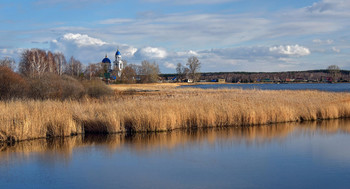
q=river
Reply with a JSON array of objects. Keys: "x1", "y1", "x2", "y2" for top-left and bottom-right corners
[
  {"x1": 180, "y1": 83, "x2": 350, "y2": 92},
  {"x1": 1, "y1": 119, "x2": 350, "y2": 188}
]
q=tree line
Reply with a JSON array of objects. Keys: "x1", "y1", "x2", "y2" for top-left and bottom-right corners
[
  {"x1": 0, "y1": 48, "x2": 162, "y2": 100},
  {"x1": 11, "y1": 48, "x2": 160, "y2": 83},
  {"x1": 189, "y1": 65, "x2": 348, "y2": 83}
]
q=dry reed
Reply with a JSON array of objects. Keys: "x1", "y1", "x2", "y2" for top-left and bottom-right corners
[{"x1": 1, "y1": 88, "x2": 350, "y2": 143}]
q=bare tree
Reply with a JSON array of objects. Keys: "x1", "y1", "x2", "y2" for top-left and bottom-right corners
[
  {"x1": 122, "y1": 59, "x2": 127, "y2": 67},
  {"x1": 129, "y1": 64, "x2": 141, "y2": 75},
  {"x1": 140, "y1": 60, "x2": 160, "y2": 83},
  {"x1": 186, "y1": 56, "x2": 201, "y2": 82},
  {"x1": 85, "y1": 63, "x2": 104, "y2": 80},
  {"x1": 53, "y1": 52, "x2": 67, "y2": 76},
  {"x1": 47, "y1": 51, "x2": 56, "y2": 74},
  {"x1": 65, "y1": 56, "x2": 83, "y2": 77},
  {"x1": 0, "y1": 57, "x2": 16, "y2": 71},
  {"x1": 327, "y1": 65, "x2": 340, "y2": 82},
  {"x1": 176, "y1": 63, "x2": 187, "y2": 82},
  {"x1": 19, "y1": 49, "x2": 49, "y2": 78},
  {"x1": 121, "y1": 65, "x2": 137, "y2": 83}
]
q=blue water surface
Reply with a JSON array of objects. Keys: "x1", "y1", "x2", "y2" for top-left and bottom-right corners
[
  {"x1": 1, "y1": 120, "x2": 350, "y2": 189},
  {"x1": 180, "y1": 83, "x2": 350, "y2": 92}
]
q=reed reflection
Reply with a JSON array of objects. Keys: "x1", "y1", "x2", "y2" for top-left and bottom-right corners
[{"x1": 1, "y1": 119, "x2": 350, "y2": 163}]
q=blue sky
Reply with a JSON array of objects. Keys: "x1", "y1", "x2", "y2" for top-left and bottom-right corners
[{"x1": 0, "y1": 0, "x2": 349, "y2": 73}]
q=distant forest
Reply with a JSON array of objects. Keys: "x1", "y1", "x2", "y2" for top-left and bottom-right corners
[{"x1": 161, "y1": 69, "x2": 350, "y2": 83}]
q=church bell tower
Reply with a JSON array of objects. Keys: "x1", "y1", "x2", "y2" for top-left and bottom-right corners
[{"x1": 114, "y1": 49, "x2": 123, "y2": 77}]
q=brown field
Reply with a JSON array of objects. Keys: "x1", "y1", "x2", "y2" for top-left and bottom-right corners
[
  {"x1": 109, "y1": 82, "x2": 230, "y2": 91},
  {"x1": 1, "y1": 84, "x2": 350, "y2": 143},
  {"x1": 110, "y1": 83, "x2": 184, "y2": 91}
]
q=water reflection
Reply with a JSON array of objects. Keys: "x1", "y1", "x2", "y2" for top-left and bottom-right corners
[{"x1": 1, "y1": 119, "x2": 350, "y2": 161}]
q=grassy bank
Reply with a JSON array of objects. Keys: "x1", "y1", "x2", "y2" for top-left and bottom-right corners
[{"x1": 1, "y1": 88, "x2": 350, "y2": 143}]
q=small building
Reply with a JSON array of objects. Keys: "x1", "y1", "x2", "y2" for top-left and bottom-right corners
[
  {"x1": 261, "y1": 78, "x2": 273, "y2": 83},
  {"x1": 218, "y1": 79, "x2": 225, "y2": 83},
  {"x1": 184, "y1": 79, "x2": 193, "y2": 83}
]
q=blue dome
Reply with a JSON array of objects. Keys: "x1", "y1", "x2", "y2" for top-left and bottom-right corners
[
  {"x1": 116, "y1": 50, "x2": 121, "y2": 56},
  {"x1": 102, "y1": 55, "x2": 111, "y2": 63}
]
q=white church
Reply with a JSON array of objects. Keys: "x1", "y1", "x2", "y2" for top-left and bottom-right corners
[{"x1": 101, "y1": 49, "x2": 124, "y2": 78}]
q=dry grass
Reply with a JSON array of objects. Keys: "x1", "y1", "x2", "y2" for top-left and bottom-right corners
[
  {"x1": 109, "y1": 82, "x2": 220, "y2": 91},
  {"x1": 110, "y1": 83, "x2": 185, "y2": 91},
  {"x1": 1, "y1": 88, "x2": 350, "y2": 143}
]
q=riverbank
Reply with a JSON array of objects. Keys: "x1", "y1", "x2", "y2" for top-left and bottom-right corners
[
  {"x1": 2, "y1": 119, "x2": 350, "y2": 155},
  {"x1": 1, "y1": 87, "x2": 350, "y2": 143}
]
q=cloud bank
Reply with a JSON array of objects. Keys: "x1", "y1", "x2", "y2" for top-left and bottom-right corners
[
  {"x1": 1, "y1": 0, "x2": 349, "y2": 71},
  {"x1": 269, "y1": 45, "x2": 310, "y2": 57},
  {"x1": 48, "y1": 33, "x2": 313, "y2": 73}
]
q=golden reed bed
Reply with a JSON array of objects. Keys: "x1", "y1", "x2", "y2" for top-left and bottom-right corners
[{"x1": 1, "y1": 88, "x2": 350, "y2": 143}]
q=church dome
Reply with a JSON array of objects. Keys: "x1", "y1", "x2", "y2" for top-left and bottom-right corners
[
  {"x1": 116, "y1": 49, "x2": 121, "y2": 56},
  {"x1": 102, "y1": 55, "x2": 111, "y2": 63}
]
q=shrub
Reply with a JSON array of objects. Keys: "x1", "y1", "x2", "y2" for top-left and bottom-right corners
[
  {"x1": 0, "y1": 66, "x2": 28, "y2": 100},
  {"x1": 27, "y1": 74, "x2": 86, "y2": 100},
  {"x1": 60, "y1": 75, "x2": 85, "y2": 99},
  {"x1": 27, "y1": 74, "x2": 63, "y2": 100},
  {"x1": 82, "y1": 79, "x2": 114, "y2": 98}
]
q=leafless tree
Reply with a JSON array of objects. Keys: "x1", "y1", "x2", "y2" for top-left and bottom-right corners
[
  {"x1": 65, "y1": 56, "x2": 83, "y2": 77},
  {"x1": 53, "y1": 52, "x2": 67, "y2": 76},
  {"x1": 47, "y1": 51, "x2": 56, "y2": 74},
  {"x1": 139, "y1": 60, "x2": 160, "y2": 83},
  {"x1": 121, "y1": 65, "x2": 137, "y2": 83},
  {"x1": 0, "y1": 57, "x2": 16, "y2": 71},
  {"x1": 327, "y1": 65, "x2": 340, "y2": 82},
  {"x1": 19, "y1": 49, "x2": 49, "y2": 78},
  {"x1": 85, "y1": 63, "x2": 104, "y2": 80},
  {"x1": 176, "y1": 63, "x2": 188, "y2": 81},
  {"x1": 186, "y1": 56, "x2": 201, "y2": 82}
]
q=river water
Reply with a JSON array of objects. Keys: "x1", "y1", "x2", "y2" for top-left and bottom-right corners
[
  {"x1": 180, "y1": 83, "x2": 350, "y2": 92},
  {"x1": 1, "y1": 119, "x2": 350, "y2": 189}
]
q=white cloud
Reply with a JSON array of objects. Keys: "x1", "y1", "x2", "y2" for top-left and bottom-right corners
[
  {"x1": 50, "y1": 33, "x2": 137, "y2": 63},
  {"x1": 306, "y1": 0, "x2": 350, "y2": 14},
  {"x1": 161, "y1": 45, "x2": 312, "y2": 72},
  {"x1": 61, "y1": 33, "x2": 107, "y2": 47},
  {"x1": 134, "y1": 47, "x2": 167, "y2": 59},
  {"x1": 332, "y1": 47, "x2": 340, "y2": 53},
  {"x1": 93, "y1": 2, "x2": 350, "y2": 51},
  {"x1": 269, "y1": 45, "x2": 310, "y2": 57},
  {"x1": 326, "y1": 39, "x2": 334, "y2": 44},
  {"x1": 49, "y1": 33, "x2": 314, "y2": 72},
  {"x1": 122, "y1": 46, "x2": 138, "y2": 57},
  {"x1": 99, "y1": 18, "x2": 133, "y2": 25},
  {"x1": 313, "y1": 39, "x2": 334, "y2": 44},
  {"x1": 0, "y1": 48, "x2": 24, "y2": 61},
  {"x1": 307, "y1": 2, "x2": 334, "y2": 13},
  {"x1": 164, "y1": 62, "x2": 176, "y2": 69},
  {"x1": 50, "y1": 33, "x2": 170, "y2": 66},
  {"x1": 176, "y1": 50, "x2": 199, "y2": 57}
]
